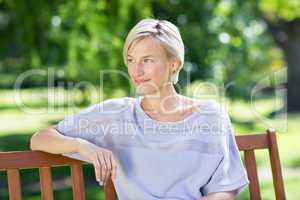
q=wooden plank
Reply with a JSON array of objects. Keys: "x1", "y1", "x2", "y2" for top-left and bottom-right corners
[
  {"x1": 71, "y1": 163, "x2": 86, "y2": 200},
  {"x1": 244, "y1": 150, "x2": 261, "y2": 200},
  {"x1": 0, "y1": 151, "x2": 85, "y2": 170},
  {"x1": 39, "y1": 167, "x2": 54, "y2": 200},
  {"x1": 236, "y1": 133, "x2": 269, "y2": 150},
  {"x1": 7, "y1": 169, "x2": 22, "y2": 200},
  {"x1": 104, "y1": 178, "x2": 117, "y2": 200},
  {"x1": 267, "y1": 129, "x2": 286, "y2": 200}
]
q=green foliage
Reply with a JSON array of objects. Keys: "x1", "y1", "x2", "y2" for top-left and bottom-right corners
[
  {"x1": 260, "y1": 0, "x2": 300, "y2": 21},
  {"x1": 0, "y1": 0, "x2": 298, "y2": 98},
  {"x1": 152, "y1": 0, "x2": 276, "y2": 97},
  {"x1": 0, "y1": 0, "x2": 152, "y2": 91},
  {"x1": 58, "y1": 0, "x2": 151, "y2": 85}
]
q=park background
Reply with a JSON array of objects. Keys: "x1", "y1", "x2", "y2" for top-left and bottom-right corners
[{"x1": 0, "y1": 0, "x2": 300, "y2": 199}]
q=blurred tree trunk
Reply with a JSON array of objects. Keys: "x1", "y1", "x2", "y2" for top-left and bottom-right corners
[{"x1": 265, "y1": 18, "x2": 300, "y2": 112}]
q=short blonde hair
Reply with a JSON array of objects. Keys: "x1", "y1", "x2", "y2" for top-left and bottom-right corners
[{"x1": 123, "y1": 18, "x2": 185, "y2": 84}]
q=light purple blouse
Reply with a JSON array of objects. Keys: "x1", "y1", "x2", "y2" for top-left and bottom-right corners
[{"x1": 56, "y1": 96, "x2": 249, "y2": 200}]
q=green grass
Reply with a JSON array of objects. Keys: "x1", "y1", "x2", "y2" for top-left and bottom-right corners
[
  {"x1": 0, "y1": 88, "x2": 300, "y2": 199},
  {"x1": 236, "y1": 176, "x2": 300, "y2": 200},
  {"x1": 1, "y1": 173, "x2": 299, "y2": 200}
]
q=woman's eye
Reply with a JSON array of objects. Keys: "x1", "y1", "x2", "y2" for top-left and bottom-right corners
[
  {"x1": 127, "y1": 59, "x2": 134, "y2": 63},
  {"x1": 144, "y1": 59, "x2": 154, "y2": 63}
]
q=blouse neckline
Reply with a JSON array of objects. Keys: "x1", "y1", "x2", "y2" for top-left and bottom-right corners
[{"x1": 134, "y1": 95, "x2": 204, "y2": 126}]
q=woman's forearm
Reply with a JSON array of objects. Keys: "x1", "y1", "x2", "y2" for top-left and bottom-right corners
[
  {"x1": 30, "y1": 125, "x2": 80, "y2": 154},
  {"x1": 200, "y1": 191, "x2": 236, "y2": 200}
]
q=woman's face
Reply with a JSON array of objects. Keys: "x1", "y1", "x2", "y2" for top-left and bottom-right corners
[{"x1": 126, "y1": 37, "x2": 173, "y2": 96}]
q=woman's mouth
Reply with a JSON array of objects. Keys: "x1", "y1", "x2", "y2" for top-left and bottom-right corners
[{"x1": 134, "y1": 79, "x2": 150, "y2": 85}]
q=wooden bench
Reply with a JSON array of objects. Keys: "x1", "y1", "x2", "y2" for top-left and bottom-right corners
[
  {"x1": 0, "y1": 128, "x2": 286, "y2": 200},
  {"x1": 0, "y1": 151, "x2": 116, "y2": 200},
  {"x1": 236, "y1": 128, "x2": 286, "y2": 200}
]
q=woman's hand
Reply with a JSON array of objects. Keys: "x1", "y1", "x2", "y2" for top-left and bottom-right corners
[{"x1": 76, "y1": 138, "x2": 117, "y2": 186}]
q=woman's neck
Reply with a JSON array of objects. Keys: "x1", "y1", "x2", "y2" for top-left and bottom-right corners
[{"x1": 140, "y1": 85, "x2": 182, "y2": 114}]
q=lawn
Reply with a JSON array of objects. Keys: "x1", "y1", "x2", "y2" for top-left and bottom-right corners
[{"x1": 0, "y1": 88, "x2": 299, "y2": 199}]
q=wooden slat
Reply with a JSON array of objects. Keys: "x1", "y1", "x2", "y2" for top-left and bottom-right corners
[
  {"x1": 71, "y1": 163, "x2": 86, "y2": 200},
  {"x1": 39, "y1": 167, "x2": 54, "y2": 200},
  {"x1": 104, "y1": 178, "x2": 117, "y2": 200},
  {"x1": 0, "y1": 151, "x2": 84, "y2": 170},
  {"x1": 244, "y1": 150, "x2": 261, "y2": 200},
  {"x1": 236, "y1": 133, "x2": 269, "y2": 150},
  {"x1": 267, "y1": 129, "x2": 286, "y2": 200},
  {"x1": 7, "y1": 169, "x2": 22, "y2": 200}
]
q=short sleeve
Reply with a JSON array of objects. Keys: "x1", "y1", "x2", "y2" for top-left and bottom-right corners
[
  {"x1": 55, "y1": 103, "x2": 104, "y2": 144},
  {"x1": 54, "y1": 103, "x2": 109, "y2": 162},
  {"x1": 55, "y1": 96, "x2": 131, "y2": 144},
  {"x1": 200, "y1": 106, "x2": 249, "y2": 197},
  {"x1": 54, "y1": 97, "x2": 132, "y2": 162}
]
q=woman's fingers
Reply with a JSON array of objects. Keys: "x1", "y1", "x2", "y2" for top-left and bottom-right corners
[
  {"x1": 97, "y1": 152, "x2": 106, "y2": 184},
  {"x1": 103, "y1": 151, "x2": 113, "y2": 184},
  {"x1": 79, "y1": 142, "x2": 117, "y2": 186},
  {"x1": 110, "y1": 155, "x2": 117, "y2": 181},
  {"x1": 93, "y1": 155, "x2": 101, "y2": 182},
  {"x1": 93, "y1": 149, "x2": 117, "y2": 186}
]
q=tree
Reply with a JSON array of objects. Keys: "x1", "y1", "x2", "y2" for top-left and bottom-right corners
[
  {"x1": 259, "y1": 0, "x2": 300, "y2": 112},
  {"x1": 152, "y1": 0, "x2": 275, "y2": 98},
  {"x1": 152, "y1": 0, "x2": 300, "y2": 112},
  {"x1": 1, "y1": 0, "x2": 299, "y2": 112},
  {"x1": 0, "y1": 0, "x2": 152, "y2": 103}
]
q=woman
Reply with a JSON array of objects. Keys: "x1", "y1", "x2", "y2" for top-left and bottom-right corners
[{"x1": 30, "y1": 18, "x2": 249, "y2": 200}]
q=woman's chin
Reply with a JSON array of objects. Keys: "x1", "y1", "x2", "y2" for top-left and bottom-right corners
[
  {"x1": 136, "y1": 88, "x2": 148, "y2": 96},
  {"x1": 136, "y1": 87, "x2": 156, "y2": 96}
]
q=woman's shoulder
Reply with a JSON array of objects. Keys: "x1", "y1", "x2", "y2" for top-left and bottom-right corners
[
  {"x1": 56, "y1": 97, "x2": 136, "y2": 134},
  {"x1": 190, "y1": 98, "x2": 231, "y2": 138},
  {"x1": 74, "y1": 96, "x2": 136, "y2": 118},
  {"x1": 200, "y1": 99, "x2": 226, "y2": 114},
  {"x1": 181, "y1": 96, "x2": 225, "y2": 115}
]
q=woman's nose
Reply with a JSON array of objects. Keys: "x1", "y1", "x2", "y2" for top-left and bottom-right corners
[{"x1": 135, "y1": 62, "x2": 144, "y2": 76}]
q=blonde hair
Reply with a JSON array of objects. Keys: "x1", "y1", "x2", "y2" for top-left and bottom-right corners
[{"x1": 123, "y1": 18, "x2": 185, "y2": 84}]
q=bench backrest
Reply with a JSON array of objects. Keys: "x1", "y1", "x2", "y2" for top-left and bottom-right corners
[
  {"x1": 236, "y1": 128, "x2": 286, "y2": 200},
  {"x1": 0, "y1": 151, "x2": 116, "y2": 200},
  {"x1": 0, "y1": 128, "x2": 286, "y2": 200}
]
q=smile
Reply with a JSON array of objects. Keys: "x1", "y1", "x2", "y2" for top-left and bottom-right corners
[{"x1": 134, "y1": 79, "x2": 150, "y2": 85}]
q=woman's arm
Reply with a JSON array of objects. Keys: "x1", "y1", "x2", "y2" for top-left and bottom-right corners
[
  {"x1": 30, "y1": 125, "x2": 117, "y2": 185},
  {"x1": 200, "y1": 190, "x2": 237, "y2": 200},
  {"x1": 30, "y1": 125, "x2": 80, "y2": 154}
]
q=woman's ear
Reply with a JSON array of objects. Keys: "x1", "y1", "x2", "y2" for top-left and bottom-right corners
[
  {"x1": 171, "y1": 58, "x2": 181, "y2": 72},
  {"x1": 167, "y1": 59, "x2": 180, "y2": 83}
]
